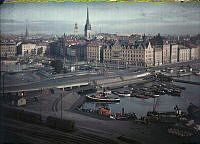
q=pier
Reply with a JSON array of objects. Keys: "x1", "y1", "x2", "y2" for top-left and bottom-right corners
[{"x1": 173, "y1": 79, "x2": 200, "y2": 85}]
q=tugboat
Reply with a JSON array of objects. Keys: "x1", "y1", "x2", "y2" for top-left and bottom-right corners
[{"x1": 86, "y1": 92, "x2": 120, "y2": 102}]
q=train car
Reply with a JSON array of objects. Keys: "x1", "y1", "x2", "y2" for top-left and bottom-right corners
[
  {"x1": 46, "y1": 116, "x2": 75, "y2": 132},
  {"x1": 1, "y1": 107, "x2": 23, "y2": 120},
  {"x1": 19, "y1": 111, "x2": 42, "y2": 125}
]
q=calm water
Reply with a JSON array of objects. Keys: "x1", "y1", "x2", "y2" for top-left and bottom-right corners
[{"x1": 82, "y1": 75, "x2": 200, "y2": 117}]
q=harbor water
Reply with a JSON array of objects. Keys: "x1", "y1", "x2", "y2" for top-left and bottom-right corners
[{"x1": 81, "y1": 75, "x2": 200, "y2": 117}]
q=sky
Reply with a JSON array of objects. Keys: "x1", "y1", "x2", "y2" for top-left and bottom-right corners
[{"x1": 0, "y1": 1, "x2": 200, "y2": 35}]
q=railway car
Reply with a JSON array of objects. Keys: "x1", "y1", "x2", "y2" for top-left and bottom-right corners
[
  {"x1": 46, "y1": 116, "x2": 75, "y2": 132},
  {"x1": 1, "y1": 107, "x2": 23, "y2": 120},
  {"x1": 19, "y1": 111, "x2": 42, "y2": 125}
]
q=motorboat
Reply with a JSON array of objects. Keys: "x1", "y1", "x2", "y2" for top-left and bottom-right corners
[{"x1": 86, "y1": 93, "x2": 120, "y2": 102}]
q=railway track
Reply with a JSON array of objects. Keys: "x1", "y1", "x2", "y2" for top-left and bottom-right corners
[
  {"x1": 52, "y1": 96, "x2": 60, "y2": 112},
  {"x1": 1, "y1": 118, "x2": 119, "y2": 144},
  {"x1": 52, "y1": 91, "x2": 71, "y2": 113}
]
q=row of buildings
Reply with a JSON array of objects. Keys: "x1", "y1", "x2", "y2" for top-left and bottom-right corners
[
  {"x1": 49, "y1": 34, "x2": 200, "y2": 67},
  {"x1": 0, "y1": 42, "x2": 48, "y2": 58}
]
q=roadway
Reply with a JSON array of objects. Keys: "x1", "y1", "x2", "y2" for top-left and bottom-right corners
[
  {"x1": 3, "y1": 59, "x2": 200, "y2": 93},
  {"x1": 1, "y1": 71, "x2": 122, "y2": 93}
]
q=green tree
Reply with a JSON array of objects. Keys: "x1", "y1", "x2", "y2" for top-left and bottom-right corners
[
  {"x1": 31, "y1": 49, "x2": 36, "y2": 55},
  {"x1": 37, "y1": 47, "x2": 43, "y2": 55},
  {"x1": 50, "y1": 60, "x2": 63, "y2": 73}
]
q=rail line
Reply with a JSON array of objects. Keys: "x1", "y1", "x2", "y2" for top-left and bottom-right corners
[{"x1": 2, "y1": 118, "x2": 119, "y2": 144}]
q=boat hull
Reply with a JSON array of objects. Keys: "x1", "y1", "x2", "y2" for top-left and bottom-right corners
[{"x1": 86, "y1": 95, "x2": 120, "y2": 102}]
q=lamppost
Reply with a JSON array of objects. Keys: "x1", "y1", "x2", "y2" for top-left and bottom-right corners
[
  {"x1": 60, "y1": 88, "x2": 64, "y2": 120},
  {"x1": 1, "y1": 72, "x2": 7, "y2": 102},
  {"x1": 40, "y1": 88, "x2": 43, "y2": 118}
]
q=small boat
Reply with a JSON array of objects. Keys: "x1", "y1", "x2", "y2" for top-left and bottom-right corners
[
  {"x1": 86, "y1": 93, "x2": 120, "y2": 102},
  {"x1": 152, "y1": 94, "x2": 160, "y2": 98},
  {"x1": 195, "y1": 71, "x2": 200, "y2": 76},
  {"x1": 134, "y1": 94, "x2": 150, "y2": 99},
  {"x1": 113, "y1": 91, "x2": 131, "y2": 97}
]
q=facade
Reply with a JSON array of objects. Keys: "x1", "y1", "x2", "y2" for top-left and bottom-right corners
[
  {"x1": 103, "y1": 40, "x2": 121, "y2": 65},
  {"x1": 84, "y1": 8, "x2": 92, "y2": 40},
  {"x1": 17, "y1": 43, "x2": 47, "y2": 56},
  {"x1": 86, "y1": 42, "x2": 104, "y2": 63},
  {"x1": 154, "y1": 46, "x2": 163, "y2": 66},
  {"x1": 18, "y1": 43, "x2": 36, "y2": 56},
  {"x1": 35, "y1": 43, "x2": 47, "y2": 56},
  {"x1": 144, "y1": 42, "x2": 154, "y2": 67},
  {"x1": 0, "y1": 42, "x2": 16, "y2": 58},
  {"x1": 49, "y1": 38, "x2": 65, "y2": 57},
  {"x1": 170, "y1": 44, "x2": 178, "y2": 63},
  {"x1": 103, "y1": 40, "x2": 154, "y2": 67},
  {"x1": 178, "y1": 46, "x2": 191, "y2": 62},
  {"x1": 162, "y1": 43, "x2": 171, "y2": 64},
  {"x1": 67, "y1": 44, "x2": 86, "y2": 62},
  {"x1": 190, "y1": 46, "x2": 200, "y2": 60}
]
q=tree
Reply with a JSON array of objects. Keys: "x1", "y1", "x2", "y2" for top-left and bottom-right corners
[
  {"x1": 31, "y1": 49, "x2": 36, "y2": 55},
  {"x1": 50, "y1": 60, "x2": 63, "y2": 73},
  {"x1": 37, "y1": 47, "x2": 43, "y2": 55}
]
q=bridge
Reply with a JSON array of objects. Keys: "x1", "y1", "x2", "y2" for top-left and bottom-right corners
[
  {"x1": 56, "y1": 82, "x2": 90, "y2": 89},
  {"x1": 1, "y1": 71, "x2": 151, "y2": 94},
  {"x1": 0, "y1": 81, "x2": 91, "y2": 93}
]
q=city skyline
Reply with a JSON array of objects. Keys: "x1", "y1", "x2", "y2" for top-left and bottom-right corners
[{"x1": 0, "y1": 2, "x2": 200, "y2": 35}]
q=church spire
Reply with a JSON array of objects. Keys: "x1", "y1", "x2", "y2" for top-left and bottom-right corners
[
  {"x1": 25, "y1": 24, "x2": 29, "y2": 38},
  {"x1": 84, "y1": 7, "x2": 92, "y2": 40},
  {"x1": 86, "y1": 7, "x2": 89, "y2": 24}
]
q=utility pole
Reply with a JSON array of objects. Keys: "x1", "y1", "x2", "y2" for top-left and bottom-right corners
[
  {"x1": 61, "y1": 88, "x2": 64, "y2": 120},
  {"x1": 40, "y1": 88, "x2": 42, "y2": 118},
  {"x1": 118, "y1": 60, "x2": 119, "y2": 70},
  {"x1": 3, "y1": 74, "x2": 5, "y2": 101}
]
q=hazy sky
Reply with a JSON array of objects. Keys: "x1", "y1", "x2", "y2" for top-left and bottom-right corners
[{"x1": 0, "y1": 2, "x2": 200, "y2": 35}]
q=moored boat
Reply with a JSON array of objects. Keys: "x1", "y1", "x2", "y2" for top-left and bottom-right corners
[
  {"x1": 112, "y1": 91, "x2": 131, "y2": 97},
  {"x1": 86, "y1": 93, "x2": 120, "y2": 102},
  {"x1": 195, "y1": 71, "x2": 200, "y2": 76},
  {"x1": 134, "y1": 94, "x2": 150, "y2": 99}
]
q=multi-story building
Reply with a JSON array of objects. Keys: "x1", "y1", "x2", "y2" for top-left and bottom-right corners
[
  {"x1": 154, "y1": 46, "x2": 163, "y2": 66},
  {"x1": 190, "y1": 46, "x2": 200, "y2": 60},
  {"x1": 178, "y1": 46, "x2": 191, "y2": 62},
  {"x1": 170, "y1": 44, "x2": 178, "y2": 63},
  {"x1": 144, "y1": 42, "x2": 154, "y2": 67},
  {"x1": 162, "y1": 43, "x2": 171, "y2": 64},
  {"x1": 87, "y1": 42, "x2": 104, "y2": 63},
  {"x1": 17, "y1": 42, "x2": 47, "y2": 56},
  {"x1": 0, "y1": 42, "x2": 16, "y2": 58},
  {"x1": 103, "y1": 40, "x2": 122, "y2": 65},
  {"x1": 17, "y1": 43, "x2": 36, "y2": 56},
  {"x1": 66, "y1": 44, "x2": 86, "y2": 62},
  {"x1": 103, "y1": 40, "x2": 154, "y2": 67},
  {"x1": 49, "y1": 37, "x2": 65, "y2": 57}
]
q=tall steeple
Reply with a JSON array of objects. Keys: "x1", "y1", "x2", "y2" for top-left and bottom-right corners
[
  {"x1": 84, "y1": 7, "x2": 92, "y2": 40},
  {"x1": 86, "y1": 7, "x2": 89, "y2": 24},
  {"x1": 25, "y1": 24, "x2": 29, "y2": 38},
  {"x1": 74, "y1": 22, "x2": 79, "y2": 35}
]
